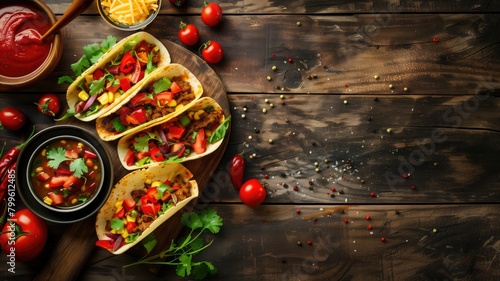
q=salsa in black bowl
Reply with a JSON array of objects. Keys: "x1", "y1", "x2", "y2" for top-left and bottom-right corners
[{"x1": 16, "y1": 125, "x2": 113, "y2": 223}]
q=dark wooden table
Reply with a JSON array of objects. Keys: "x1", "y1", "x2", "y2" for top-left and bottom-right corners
[{"x1": 1, "y1": 0, "x2": 499, "y2": 280}]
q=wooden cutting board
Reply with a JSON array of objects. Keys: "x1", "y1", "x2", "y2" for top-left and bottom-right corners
[{"x1": 34, "y1": 40, "x2": 230, "y2": 281}]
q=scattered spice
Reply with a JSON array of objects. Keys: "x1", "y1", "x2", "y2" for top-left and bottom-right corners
[
  {"x1": 307, "y1": 240, "x2": 313, "y2": 246},
  {"x1": 381, "y1": 237, "x2": 386, "y2": 242},
  {"x1": 296, "y1": 21, "x2": 301, "y2": 26},
  {"x1": 287, "y1": 58, "x2": 293, "y2": 63},
  {"x1": 403, "y1": 87, "x2": 408, "y2": 92},
  {"x1": 296, "y1": 209, "x2": 301, "y2": 214},
  {"x1": 272, "y1": 65, "x2": 277, "y2": 71},
  {"x1": 388, "y1": 84, "x2": 393, "y2": 89},
  {"x1": 374, "y1": 75, "x2": 379, "y2": 80},
  {"x1": 395, "y1": 210, "x2": 400, "y2": 215},
  {"x1": 367, "y1": 224, "x2": 373, "y2": 230},
  {"x1": 264, "y1": 174, "x2": 269, "y2": 179},
  {"x1": 433, "y1": 37, "x2": 438, "y2": 43},
  {"x1": 297, "y1": 241, "x2": 302, "y2": 246},
  {"x1": 266, "y1": 76, "x2": 272, "y2": 81},
  {"x1": 248, "y1": 136, "x2": 253, "y2": 140},
  {"x1": 262, "y1": 108, "x2": 267, "y2": 113},
  {"x1": 370, "y1": 191, "x2": 376, "y2": 197},
  {"x1": 402, "y1": 173, "x2": 408, "y2": 179},
  {"x1": 365, "y1": 215, "x2": 371, "y2": 220},
  {"x1": 343, "y1": 219, "x2": 349, "y2": 223},
  {"x1": 343, "y1": 100, "x2": 348, "y2": 105},
  {"x1": 280, "y1": 95, "x2": 285, "y2": 99},
  {"x1": 293, "y1": 185, "x2": 298, "y2": 191},
  {"x1": 411, "y1": 185, "x2": 416, "y2": 190},
  {"x1": 386, "y1": 128, "x2": 392, "y2": 134},
  {"x1": 330, "y1": 187, "x2": 336, "y2": 192},
  {"x1": 268, "y1": 139, "x2": 273, "y2": 144}
]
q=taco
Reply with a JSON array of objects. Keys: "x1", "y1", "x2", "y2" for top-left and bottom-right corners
[
  {"x1": 117, "y1": 97, "x2": 230, "y2": 170},
  {"x1": 95, "y1": 163, "x2": 198, "y2": 254},
  {"x1": 66, "y1": 32, "x2": 171, "y2": 122},
  {"x1": 95, "y1": 63, "x2": 203, "y2": 141}
]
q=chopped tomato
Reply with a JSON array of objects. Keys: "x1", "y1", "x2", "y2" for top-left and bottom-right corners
[
  {"x1": 193, "y1": 128, "x2": 207, "y2": 154},
  {"x1": 84, "y1": 150, "x2": 97, "y2": 159},
  {"x1": 63, "y1": 176, "x2": 84, "y2": 189},
  {"x1": 141, "y1": 194, "x2": 157, "y2": 205},
  {"x1": 129, "y1": 92, "x2": 149, "y2": 106},
  {"x1": 146, "y1": 187, "x2": 158, "y2": 198},
  {"x1": 120, "y1": 78, "x2": 132, "y2": 92},
  {"x1": 36, "y1": 172, "x2": 50, "y2": 181},
  {"x1": 123, "y1": 198, "x2": 136, "y2": 211},
  {"x1": 129, "y1": 108, "x2": 148, "y2": 124},
  {"x1": 150, "y1": 147, "x2": 165, "y2": 162},
  {"x1": 49, "y1": 176, "x2": 69, "y2": 188},
  {"x1": 124, "y1": 149, "x2": 135, "y2": 166},
  {"x1": 136, "y1": 41, "x2": 151, "y2": 54},
  {"x1": 48, "y1": 192, "x2": 64, "y2": 205},
  {"x1": 64, "y1": 150, "x2": 79, "y2": 159},
  {"x1": 93, "y1": 68, "x2": 105, "y2": 80},
  {"x1": 113, "y1": 207, "x2": 125, "y2": 219},
  {"x1": 125, "y1": 221, "x2": 137, "y2": 233},
  {"x1": 170, "y1": 82, "x2": 182, "y2": 94},
  {"x1": 119, "y1": 51, "x2": 136, "y2": 74},
  {"x1": 95, "y1": 239, "x2": 114, "y2": 249},
  {"x1": 119, "y1": 107, "x2": 132, "y2": 126},
  {"x1": 131, "y1": 60, "x2": 143, "y2": 84},
  {"x1": 106, "y1": 83, "x2": 121, "y2": 94},
  {"x1": 141, "y1": 203, "x2": 156, "y2": 216},
  {"x1": 168, "y1": 126, "x2": 185, "y2": 140},
  {"x1": 153, "y1": 92, "x2": 174, "y2": 106}
]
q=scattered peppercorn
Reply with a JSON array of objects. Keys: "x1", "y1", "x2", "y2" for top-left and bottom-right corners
[
  {"x1": 241, "y1": 114, "x2": 246, "y2": 119},
  {"x1": 433, "y1": 37, "x2": 438, "y2": 43},
  {"x1": 288, "y1": 58, "x2": 293, "y2": 63},
  {"x1": 370, "y1": 191, "x2": 376, "y2": 197},
  {"x1": 281, "y1": 101, "x2": 285, "y2": 105},
  {"x1": 374, "y1": 75, "x2": 379, "y2": 80},
  {"x1": 254, "y1": 128, "x2": 260, "y2": 134},
  {"x1": 282, "y1": 183, "x2": 288, "y2": 188},
  {"x1": 395, "y1": 210, "x2": 400, "y2": 215},
  {"x1": 367, "y1": 116, "x2": 373, "y2": 122},
  {"x1": 367, "y1": 224, "x2": 372, "y2": 230},
  {"x1": 296, "y1": 21, "x2": 301, "y2": 26},
  {"x1": 272, "y1": 65, "x2": 277, "y2": 71},
  {"x1": 266, "y1": 76, "x2": 272, "y2": 81},
  {"x1": 343, "y1": 219, "x2": 349, "y2": 223},
  {"x1": 388, "y1": 84, "x2": 393, "y2": 89},
  {"x1": 297, "y1": 241, "x2": 302, "y2": 246},
  {"x1": 262, "y1": 108, "x2": 267, "y2": 113},
  {"x1": 280, "y1": 95, "x2": 285, "y2": 99},
  {"x1": 386, "y1": 128, "x2": 392, "y2": 134},
  {"x1": 403, "y1": 87, "x2": 408, "y2": 92},
  {"x1": 381, "y1": 237, "x2": 386, "y2": 242},
  {"x1": 248, "y1": 135, "x2": 253, "y2": 140},
  {"x1": 411, "y1": 185, "x2": 416, "y2": 190},
  {"x1": 264, "y1": 174, "x2": 269, "y2": 179},
  {"x1": 365, "y1": 215, "x2": 371, "y2": 220},
  {"x1": 268, "y1": 139, "x2": 273, "y2": 144},
  {"x1": 330, "y1": 187, "x2": 336, "y2": 192},
  {"x1": 330, "y1": 193, "x2": 335, "y2": 198},
  {"x1": 296, "y1": 209, "x2": 301, "y2": 214},
  {"x1": 344, "y1": 100, "x2": 348, "y2": 105},
  {"x1": 293, "y1": 185, "x2": 298, "y2": 191},
  {"x1": 338, "y1": 190, "x2": 344, "y2": 195},
  {"x1": 402, "y1": 173, "x2": 408, "y2": 179},
  {"x1": 374, "y1": 97, "x2": 379, "y2": 101},
  {"x1": 307, "y1": 240, "x2": 313, "y2": 246},
  {"x1": 315, "y1": 168, "x2": 320, "y2": 173},
  {"x1": 308, "y1": 180, "x2": 313, "y2": 185}
]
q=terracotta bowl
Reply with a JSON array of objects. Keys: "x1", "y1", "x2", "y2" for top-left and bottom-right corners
[
  {"x1": 96, "y1": 0, "x2": 162, "y2": 31},
  {"x1": 0, "y1": 0, "x2": 63, "y2": 89},
  {"x1": 16, "y1": 126, "x2": 114, "y2": 224}
]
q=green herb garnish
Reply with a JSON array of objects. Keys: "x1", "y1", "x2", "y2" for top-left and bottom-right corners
[
  {"x1": 208, "y1": 115, "x2": 231, "y2": 144},
  {"x1": 46, "y1": 147, "x2": 89, "y2": 178}
]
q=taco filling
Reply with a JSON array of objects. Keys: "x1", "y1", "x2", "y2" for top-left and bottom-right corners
[
  {"x1": 123, "y1": 103, "x2": 225, "y2": 167},
  {"x1": 73, "y1": 39, "x2": 163, "y2": 119},
  {"x1": 99, "y1": 75, "x2": 197, "y2": 135},
  {"x1": 95, "y1": 173, "x2": 192, "y2": 251}
]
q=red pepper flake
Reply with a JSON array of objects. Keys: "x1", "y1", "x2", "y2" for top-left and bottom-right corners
[
  {"x1": 287, "y1": 57, "x2": 293, "y2": 63},
  {"x1": 411, "y1": 185, "x2": 416, "y2": 190},
  {"x1": 272, "y1": 53, "x2": 276, "y2": 57},
  {"x1": 264, "y1": 174, "x2": 269, "y2": 179},
  {"x1": 281, "y1": 101, "x2": 285, "y2": 105},
  {"x1": 308, "y1": 180, "x2": 313, "y2": 185},
  {"x1": 367, "y1": 224, "x2": 372, "y2": 230},
  {"x1": 343, "y1": 219, "x2": 349, "y2": 224},
  {"x1": 330, "y1": 187, "x2": 336, "y2": 192},
  {"x1": 344, "y1": 84, "x2": 349, "y2": 88},
  {"x1": 307, "y1": 240, "x2": 313, "y2": 246},
  {"x1": 380, "y1": 237, "x2": 386, "y2": 242},
  {"x1": 432, "y1": 37, "x2": 438, "y2": 43},
  {"x1": 402, "y1": 173, "x2": 408, "y2": 179},
  {"x1": 296, "y1": 209, "x2": 301, "y2": 214},
  {"x1": 293, "y1": 185, "x2": 298, "y2": 191},
  {"x1": 370, "y1": 191, "x2": 376, "y2": 197},
  {"x1": 365, "y1": 215, "x2": 371, "y2": 220}
]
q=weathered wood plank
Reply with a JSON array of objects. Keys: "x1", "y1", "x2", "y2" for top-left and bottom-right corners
[
  {"x1": 73, "y1": 204, "x2": 500, "y2": 281},
  {"x1": 11, "y1": 14, "x2": 500, "y2": 96},
  {"x1": 44, "y1": 0, "x2": 500, "y2": 15}
]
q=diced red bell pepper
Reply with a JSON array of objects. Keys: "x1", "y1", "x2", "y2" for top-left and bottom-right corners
[
  {"x1": 153, "y1": 92, "x2": 174, "y2": 107},
  {"x1": 106, "y1": 82, "x2": 121, "y2": 94},
  {"x1": 150, "y1": 147, "x2": 165, "y2": 162},
  {"x1": 113, "y1": 207, "x2": 125, "y2": 219},
  {"x1": 124, "y1": 149, "x2": 135, "y2": 166},
  {"x1": 95, "y1": 239, "x2": 114, "y2": 249},
  {"x1": 119, "y1": 107, "x2": 132, "y2": 126},
  {"x1": 123, "y1": 197, "x2": 136, "y2": 211},
  {"x1": 129, "y1": 108, "x2": 148, "y2": 124},
  {"x1": 119, "y1": 51, "x2": 136, "y2": 74},
  {"x1": 93, "y1": 68, "x2": 105, "y2": 80},
  {"x1": 168, "y1": 126, "x2": 185, "y2": 140},
  {"x1": 36, "y1": 172, "x2": 50, "y2": 181},
  {"x1": 146, "y1": 187, "x2": 158, "y2": 198},
  {"x1": 48, "y1": 192, "x2": 64, "y2": 205},
  {"x1": 125, "y1": 221, "x2": 137, "y2": 233},
  {"x1": 49, "y1": 176, "x2": 69, "y2": 188},
  {"x1": 170, "y1": 82, "x2": 182, "y2": 94},
  {"x1": 131, "y1": 60, "x2": 143, "y2": 84},
  {"x1": 120, "y1": 78, "x2": 132, "y2": 92},
  {"x1": 141, "y1": 203, "x2": 156, "y2": 216},
  {"x1": 141, "y1": 194, "x2": 157, "y2": 205},
  {"x1": 193, "y1": 128, "x2": 207, "y2": 154}
]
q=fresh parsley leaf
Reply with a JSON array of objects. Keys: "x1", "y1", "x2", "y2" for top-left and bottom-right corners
[
  {"x1": 110, "y1": 218, "x2": 124, "y2": 231},
  {"x1": 208, "y1": 115, "x2": 231, "y2": 144},
  {"x1": 187, "y1": 237, "x2": 204, "y2": 252},
  {"x1": 153, "y1": 77, "x2": 172, "y2": 94},
  {"x1": 71, "y1": 56, "x2": 90, "y2": 77},
  {"x1": 192, "y1": 262, "x2": 217, "y2": 281},
  {"x1": 136, "y1": 156, "x2": 151, "y2": 167},
  {"x1": 112, "y1": 118, "x2": 127, "y2": 132},
  {"x1": 126, "y1": 232, "x2": 140, "y2": 244},
  {"x1": 176, "y1": 254, "x2": 192, "y2": 277},
  {"x1": 141, "y1": 233, "x2": 157, "y2": 255},
  {"x1": 89, "y1": 76, "x2": 106, "y2": 95},
  {"x1": 101, "y1": 35, "x2": 117, "y2": 51},
  {"x1": 123, "y1": 35, "x2": 139, "y2": 54},
  {"x1": 145, "y1": 52, "x2": 155, "y2": 75},
  {"x1": 181, "y1": 212, "x2": 204, "y2": 231},
  {"x1": 58, "y1": 76, "x2": 74, "y2": 85},
  {"x1": 46, "y1": 147, "x2": 68, "y2": 169},
  {"x1": 70, "y1": 158, "x2": 88, "y2": 178},
  {"x1": 199, "y1": 208, "x2": 223, "y2": 234},
  {"x1": 133, "y1": 132, "x2": 159, "y2": 152},
  {"x1": 156, "y1": 183, "x2": 170, "y2": 199}
]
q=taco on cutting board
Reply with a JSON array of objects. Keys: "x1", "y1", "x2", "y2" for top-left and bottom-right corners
[
  {"x1": 66, "y1": 32, "x2": 171, "y2": 122},
  {"x1": 95, "y1": 163, "x2": 198, "y2": 254},
  {"x1": 95, "y1": 63, "x2": 203, "y2": 141},
  {"x1": 117, "y1": 97, "x2": 230, "y2": 170}
]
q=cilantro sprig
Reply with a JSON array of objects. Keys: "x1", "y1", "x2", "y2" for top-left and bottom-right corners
[
  {"x1": 46, "y1": 147, "x2": 89, "y2": 178},
  {"x1": 124, "y1": 208, "x2": 223, "y2": 280}
]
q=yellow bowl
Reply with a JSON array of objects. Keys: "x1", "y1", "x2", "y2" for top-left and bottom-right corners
[
  {"x1": 0, "y1": 0, "x2": 63, "y2": 89},
  {"x1": 97, "y1": 0, "x2": 162, "y2": 31}
]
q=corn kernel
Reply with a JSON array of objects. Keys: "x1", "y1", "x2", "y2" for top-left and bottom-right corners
[
  {"x1": 97, "y1": 92, "x2": 109, "y2": 105},
  {"x1": 167, "y1": 99, "x2": 177, "y2": 107},
  {"x1": 126, "y1": 215, "x2": 136, "y2": 223},
  {"x1": 115, "y1": 200, "x2": 123, "y2": 209},
  {"x1": 71, "y1": 198, "x2": 78, "y2": 205},
  {"x1": 107, "y1": 91, "x2": 115, "y2": 103},
  {"x1": 114, "y1": 92, "x2": 121, "y2": 102},
  {"x1": 84, "y1": 74, "x2": 93, "y2": 84},
  {"x1": 78, "y1": 90, "x2": 89, "y2": 101},
  {"x1": 145, "y1": 179, "x2": 152, "y2": 185},
  {"x1": 151, "y1": 181, "x2": 162, "y2": 187},
  {"x1": 111, "y1": 229, "x2": 116, "y2": 234},
  {"x1": 194, "y1": 110, "x2": 205, "y2": 120},
  {"x1": 43, "y1": 196, "x2": 53, "y2": 205},
  {"x1": 121, "y1": 228, "x2": 129, "y2": 238},
  {"x1": 175, "y1": 104, "x2": 184, "y2": 112}
]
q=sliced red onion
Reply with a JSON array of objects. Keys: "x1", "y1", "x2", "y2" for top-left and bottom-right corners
[
  {"x1": 113, "y1": 235, "x2": 124, "y2": 252},
  {"x1": 107, "y1": 64, "x2": 120, "y2": 75},
  {"x1": 82, "y1": 94, "x2": 97, "y2": 112},
  {"x1": 105, "y1": 233, "x2": 120, "y2": 241},
  {"x1": 163, "y1": 144, "x2": 184, "y2": 159},
  {"x1": 156, "y1": 126, "x2": 169, "y2": 153}
]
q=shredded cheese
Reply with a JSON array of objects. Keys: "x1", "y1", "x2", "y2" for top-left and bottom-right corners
[{"x1": 101, "y1": 0, "x2": 158, "y2": 26}]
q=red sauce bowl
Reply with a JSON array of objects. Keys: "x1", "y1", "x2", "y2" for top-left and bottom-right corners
[{"x1": 0, "y1": 0, "x2": 63, "y2": 89}]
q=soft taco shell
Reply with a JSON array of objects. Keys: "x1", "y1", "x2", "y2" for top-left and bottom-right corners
[
  {"x1": 95, "y1": 163, "x2": 198, "y2": 255},
  {"x1": 95, "y1": 63, "x2": 203, "y2": 141},
  {"x1": 66, "y1": 32, "x2": 171, "y2": 122},
  {"x1": 117, "y1": 97, "x2": 226, "y2": 170}
]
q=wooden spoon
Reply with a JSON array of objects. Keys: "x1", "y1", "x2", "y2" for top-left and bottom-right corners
[{"x1": 40, "y1": 0, "x2": 95, "y2": 42}]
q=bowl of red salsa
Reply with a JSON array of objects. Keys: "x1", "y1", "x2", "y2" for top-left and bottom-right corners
[
  {"x1": 0, "y1": 0, "x2": 63, "y2": 89},
  {"x1": 16, "y1": 125, "x2": 114, "y2": 223}
]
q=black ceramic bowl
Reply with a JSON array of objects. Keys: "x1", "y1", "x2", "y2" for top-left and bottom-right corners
[{"x1": 16, "y1": 125, "x2": 113, "y2": 223}]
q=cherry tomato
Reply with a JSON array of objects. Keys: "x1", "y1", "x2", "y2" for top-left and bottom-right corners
[
  {"x1": 230, "y1": 154, "x2": 245, "y2": 190},
  {"x1": 36, "y1": 93, "x2": 61, "y2": 117},
  {"x1": 0, "y1": 209, "x2": 48, "y2": 262},
  {"x1": 201, "y1": 2, "x2": 223, "y2": 27},
  {"x1": 0, "y1": 107, "x2": 26, "y2": 131},
  {"x1": 169, "y1": 0, "x2": 186, "y2": 7},
  {"x1": 178, "y1": 22, "x2": 199, "y2": 46},
  {"x1": 239, "y1": 179, "x2": 266, "y2": 207},
  {"x1": 201, "y1": 41, "x2": 224, "y2": 64}
]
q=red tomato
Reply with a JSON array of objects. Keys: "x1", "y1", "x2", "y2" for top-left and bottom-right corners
[
  {"x1": 201, "y1": 41, "x2": 224, "y2": 64},
  {"x1": 201, "y1": 2, "x2": 223, "y2": 26},
  {"x1": 0, "y1": 107, "x2": 26, "y2": 131},
  {"x1": 0, "y1": 209, "x2": 48, "y2": 262},
  {"x1": 36, "y1": 93, "x2": 61, "y2": 117},
  {"x1": 239, "y1": 179, "x2": 266, "y2": 207},
  {"x1": 178, "y1": 22, "x2": 199, "y2": 46}
]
